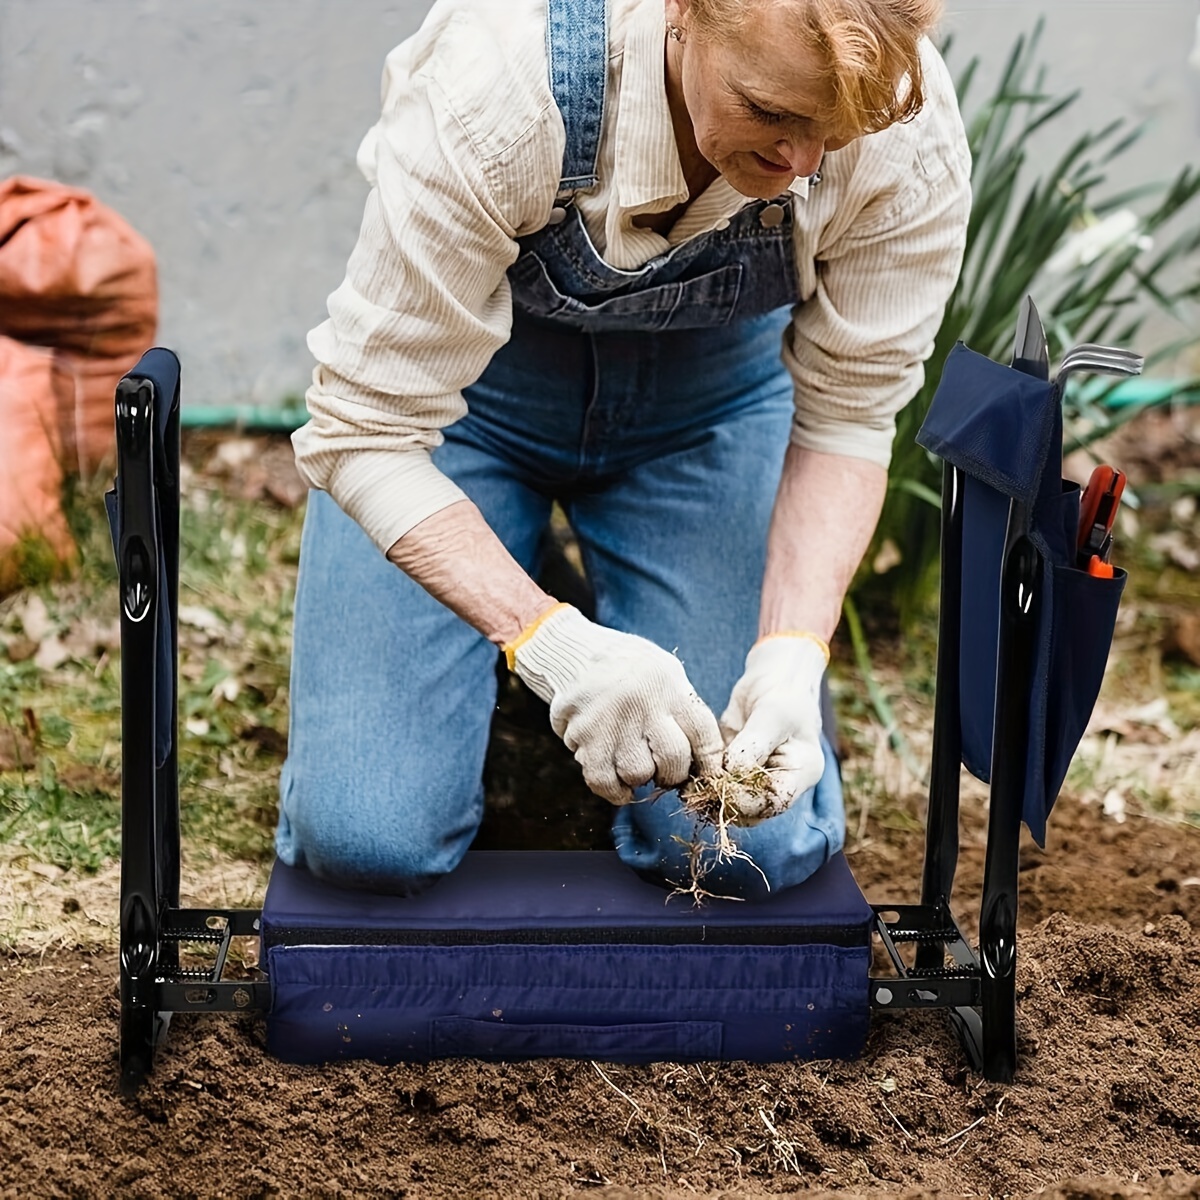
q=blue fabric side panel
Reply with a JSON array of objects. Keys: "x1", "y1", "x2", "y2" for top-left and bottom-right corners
[
  {"x1": 958, "y1": 475, "x2": 1124, "y2": 838},
  {"x1": 266, "y1": 942, "x2": 870, "y2": 1065},
  {"x1": 546, "y1": 0, "x2": 606, "y2": 190},
  {"x1": 958, "y1": 474, "x2": 1009, "y2": 783},
  {"x1": 1011, "y1": 481, "x2": 1124, "y2": 843},
  {"x1": 917, "y1": 344, "x2": 1058, "y2": 506},
  {"x1": 1032, "y1": 480, "x2": 1082, "y2": 567}
]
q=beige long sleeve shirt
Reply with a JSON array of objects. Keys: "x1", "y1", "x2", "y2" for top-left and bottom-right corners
[{"x1": 292, "y1": 0, "x2": 972, "y2": 555}]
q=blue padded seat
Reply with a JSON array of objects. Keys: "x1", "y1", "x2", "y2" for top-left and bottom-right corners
[{"x1": 262, "y1": 850, "x2": 873, "y2": 1065}]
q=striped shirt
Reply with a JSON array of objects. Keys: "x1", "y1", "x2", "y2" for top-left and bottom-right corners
[{"x1": 292, "y1": 0, "x2": 972, "y2": 555}]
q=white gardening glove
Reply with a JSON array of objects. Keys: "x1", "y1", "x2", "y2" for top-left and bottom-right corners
[
  {"x1": 506, "y1": 604, "x2": 724, "y2": 805},
  {"x1": 720, "y1": 633, "x2": 829, "y2": 823}
]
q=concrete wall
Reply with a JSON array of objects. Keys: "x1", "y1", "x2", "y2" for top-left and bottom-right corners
[{"x1": 2, "y1": 0, "x2": 1197, "y2": 407}]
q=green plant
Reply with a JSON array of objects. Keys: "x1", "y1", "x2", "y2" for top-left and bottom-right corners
[{"x1": 859, "y1": 22, "x2": 1200, "y2": 628}]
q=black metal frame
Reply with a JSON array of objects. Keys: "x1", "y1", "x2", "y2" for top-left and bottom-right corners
[
  {"x1": 868, "y1": 459, "x2": 1041, "y2": 1083},
  {"x1": 113, "y1": 367, "x2": 267, "y2": 1095}
]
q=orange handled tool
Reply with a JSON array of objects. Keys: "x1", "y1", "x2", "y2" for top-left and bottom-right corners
[{"x1": 1077, "y1": 465, "x2": 1126, "y2": 575}]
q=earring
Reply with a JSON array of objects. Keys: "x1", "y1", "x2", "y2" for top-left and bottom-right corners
[{"x1": 667, "y1": 22, "x2": 684, "y2": 42}]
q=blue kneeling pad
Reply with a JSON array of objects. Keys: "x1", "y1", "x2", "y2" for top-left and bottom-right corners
[{"x1": 261, "y1": 851, "x2": 872, "y2": 1064}]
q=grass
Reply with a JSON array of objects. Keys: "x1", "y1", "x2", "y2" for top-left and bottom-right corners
[{"x1": 0, "y1": 441, "x2": 304, "y2": 876}]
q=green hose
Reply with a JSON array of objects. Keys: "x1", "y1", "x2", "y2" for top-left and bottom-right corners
[
  {"x1": 179, "y1": 405, "x2": 309, "y2": 431},
  {"x1": 1083, "y1": 377, "x2": 1200, "y2": 410}
]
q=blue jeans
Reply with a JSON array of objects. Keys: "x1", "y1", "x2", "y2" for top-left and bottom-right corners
[{"x1": 276, "y1": 314, "x2": 845, "y2": 898}]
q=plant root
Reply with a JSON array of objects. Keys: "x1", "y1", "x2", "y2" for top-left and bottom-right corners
[
  {"x1": 660, "y1": 765, "x2": 778, "y2": 906},
  {"x1": 678, "y1": 763, "x2": 777, "y2": 830}
]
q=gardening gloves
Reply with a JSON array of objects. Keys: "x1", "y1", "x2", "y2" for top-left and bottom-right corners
[
  {"x1": 720, "y1": 633, "x2": 829, "y2": 824},
  {"x1": 505, "y1": 603, "x2": 724, "y2": 805}
]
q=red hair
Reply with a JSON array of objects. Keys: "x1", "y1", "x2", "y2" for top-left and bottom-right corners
[{"x1": 689, "y1": 0, "x2": 944, "y2": 135}]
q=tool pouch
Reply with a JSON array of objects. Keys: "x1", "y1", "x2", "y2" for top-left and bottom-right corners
[{"x1": 918, "y1": 344, "x2": 1126, "y2": 846}]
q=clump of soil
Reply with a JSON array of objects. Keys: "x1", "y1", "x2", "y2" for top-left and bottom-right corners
[{"x1": 679, "y1": 764, "x2": 777, "y2": 829}]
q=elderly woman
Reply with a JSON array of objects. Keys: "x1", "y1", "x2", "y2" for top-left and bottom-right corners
[{"x1": 279, "y1": 0, "x2": 971, "y2": 897}]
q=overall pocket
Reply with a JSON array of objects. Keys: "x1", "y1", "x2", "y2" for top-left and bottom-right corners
[{"x1": 511, "y1": 256, "x2": 743, "y2": 331}]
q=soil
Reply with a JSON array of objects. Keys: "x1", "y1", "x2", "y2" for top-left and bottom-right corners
[{"x1": 1, "y1": 792, "x2": 1197, "y2": 1200}]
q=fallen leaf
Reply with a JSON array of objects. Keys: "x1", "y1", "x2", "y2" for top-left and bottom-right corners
[
  {"x1": 872, "y1": 539, "x2": 902, "y2": 575},
  {"x1": 207, "y1": 438, "x2": 261, "y2": 472},
  {"x1": 57, "y1": 762, "x2": 121, "y2": 793},
  {"x1": 33, "y1": 635, "x2": 71, "y2": 671},
  {"x1": 240, "y1": 725, "x2": 288, "y2": 757},
  {"x1": 0, "y1": 728, "x2": 33, "y2": 771},
  {"x1": 1170, "y1": 495, "x2": 1197, "y2": 525},
  {"x1": 1102, "y1": 788, "x2": 1127, "y2": 824},
  {"x1": 261, "y1": 441, "x2": 308, "y2": 509},
  {"x1": 204, "y1": 437, "x2": 307, "y2": 509},
  {"x1": 1087, "y1": 697, "x2": 1180, "y2": 742},
  {"x1": 1125, "y1": 698, "x2": 1181, "y2": 737},
  {"x1": 179, "y1": 605, "x2": 225, "y2": 633},
  {"x1": 13, "y1": 593, "x2": 54, "y2": 642},
  {"x1": 1163, "y1": 611, "x2": 1200, "y2": 667},
  {"x1": 1149, "y1": 530, "x2": 1200, "y2": 572},
  {"x1": 60, "y1": 616, "x2": 121, "y2": 661},
  {"x1": 4, "y1": 636, "x2": 38, "y2": 663}
]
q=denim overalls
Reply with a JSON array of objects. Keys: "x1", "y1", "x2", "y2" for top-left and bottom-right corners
[{"x1": 276, "y1": 0, "x2": 846, "y2": 897}]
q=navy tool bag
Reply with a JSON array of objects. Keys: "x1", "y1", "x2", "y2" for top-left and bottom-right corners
[{"x1": 917, "y1": 344, "x2": 1126, "y2": 845}]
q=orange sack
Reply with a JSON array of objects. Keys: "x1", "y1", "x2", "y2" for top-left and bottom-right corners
[
  {"x1": 0, "y1": 336, "x2": 77, "y2": 594},
  {"x1": 0, "y1": 175, "x2": 158, "y2": 474},
  {"x1": 0, "y1": 176, "x2": 157, "y2": 594}
]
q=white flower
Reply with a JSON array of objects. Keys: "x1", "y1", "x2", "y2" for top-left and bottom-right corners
[{"x1": 1044, "y1": 209, "x2": 1153, "y2": 277}]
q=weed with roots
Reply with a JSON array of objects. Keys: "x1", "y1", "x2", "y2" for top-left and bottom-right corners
[{"x1": 657, "y1": 764, "x2": 781, "y2": 905}]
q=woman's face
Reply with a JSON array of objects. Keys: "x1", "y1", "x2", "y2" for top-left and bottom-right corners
[{"x1": 665, "y1": 0, "x2": 861, "y2": 199}]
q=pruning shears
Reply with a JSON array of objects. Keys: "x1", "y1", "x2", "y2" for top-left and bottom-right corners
[
  {"x1": 1077, "y1": 465, "x2": 1126, "y2": 579},
  {"x1": 1011, "y1": 298, "x2": 1127, "y2": 581},
  {"x1": 1011, "y1": 296, "x2": 1050, "y2": 382}
]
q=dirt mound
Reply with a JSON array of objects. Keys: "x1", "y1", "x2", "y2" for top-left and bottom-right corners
[{"x1": 1, "y1": 910, "x2": 1197, "y2": 1199}]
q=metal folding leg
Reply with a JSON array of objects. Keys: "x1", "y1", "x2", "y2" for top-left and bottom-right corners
[
  {"x1": 113, "y1": 353, "x2": 266, "y2": 1094},
  {"x1": 870, "y1": 461, "x2": 986, "y2": 1075},
  {"x1": 869, "y1": 298, "x2": 1058, "y2": 1083}
]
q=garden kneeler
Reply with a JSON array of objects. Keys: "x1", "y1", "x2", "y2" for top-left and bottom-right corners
[{"x1": 111, "y1": 298, "x2": 1133, "y2": 1088}]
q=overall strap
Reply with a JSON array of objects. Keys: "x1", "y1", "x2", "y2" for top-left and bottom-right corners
[{"x1": 546, "y1": 0, "x2": 608, "y2": 194}]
